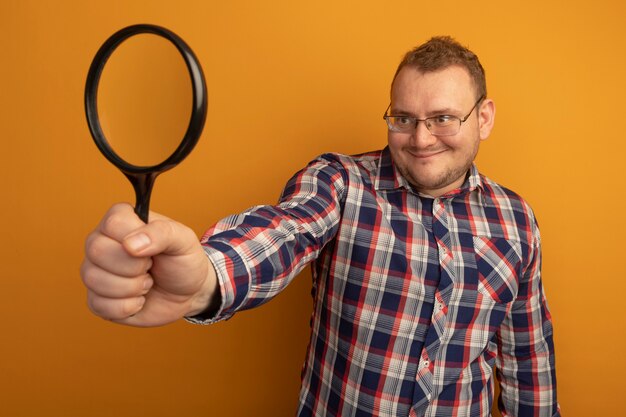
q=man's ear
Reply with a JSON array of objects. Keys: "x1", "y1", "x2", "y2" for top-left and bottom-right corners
[{"x1": 478, "y1": 98, "x2": 496, "y2": 141}]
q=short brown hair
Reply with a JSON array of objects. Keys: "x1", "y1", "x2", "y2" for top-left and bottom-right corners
[{"x1": 392, "y1": 36, "x2": 487, "y2": 99}]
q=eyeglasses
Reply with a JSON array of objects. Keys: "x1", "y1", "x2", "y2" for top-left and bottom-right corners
[{"x1": 383, "y1": 95, "x2": 485, "y2": 136}]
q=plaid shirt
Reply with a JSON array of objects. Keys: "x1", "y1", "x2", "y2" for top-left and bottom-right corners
[{"x1": 192, "y1": 147, "x2": 559, "y2": 417}]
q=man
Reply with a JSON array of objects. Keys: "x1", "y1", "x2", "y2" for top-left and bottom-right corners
[{"x1": 81, "y1": 36, "x2": 560, "y2": 416}]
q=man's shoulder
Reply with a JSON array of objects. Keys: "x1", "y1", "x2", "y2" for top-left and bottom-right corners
[
  {"x1": 312, "y1": 149, "x2": 384, "y2": 178},
  {"x1": 477, "y1": 172, "x2": 539, "y2": 231},
  {"x1": 479, "y1": 174, "x2": 531, "y2": 206},
  {"x1": 317, "y1": 149, "x2": 383, "y2": 166}
]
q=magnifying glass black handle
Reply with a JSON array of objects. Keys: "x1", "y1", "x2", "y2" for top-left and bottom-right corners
[
  {"x1": 85, "y1": 24, "x2": 207, "y2": 224},
  {"x1": 125, "y1": 172, "x2": 157, "y2": 223}
]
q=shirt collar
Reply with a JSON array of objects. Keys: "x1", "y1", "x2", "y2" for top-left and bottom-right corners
[
  {"x1": 375, "y1": 146, "x2": 484, "y2": 198},
  {"x1": 375, "y1": 146, "x2": 408, "y2": 191}
]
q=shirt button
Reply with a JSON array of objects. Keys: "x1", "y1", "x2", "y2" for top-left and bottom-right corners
[{"x1": 422, "y1": 360, "x2": 429, "y2": 368}]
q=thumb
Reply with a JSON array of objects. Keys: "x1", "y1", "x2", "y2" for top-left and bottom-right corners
[{"x1": 122, "y1": 217, "x2": 199, "y2": 258}]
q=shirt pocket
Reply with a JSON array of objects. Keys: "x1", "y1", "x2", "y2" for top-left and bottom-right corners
[{"x1": 473, "y1": 236, "x2": 521, "y2": 304}]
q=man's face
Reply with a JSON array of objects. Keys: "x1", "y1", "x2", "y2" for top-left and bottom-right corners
[{"x1": 387, "y1": 65, "x2": 495, "y2": 197}]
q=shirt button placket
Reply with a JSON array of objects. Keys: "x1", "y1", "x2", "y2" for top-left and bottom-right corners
[{"x1": 433, "y1": 198, "x2": 450, "y2": 261}]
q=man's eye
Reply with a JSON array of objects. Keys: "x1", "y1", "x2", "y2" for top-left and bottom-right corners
[
  {"x1": 397, "y1": 117, "x2": 413, "y2": 126},
  {"x1": 432, "y1": 115, "x2": 455, "y2": 125}
]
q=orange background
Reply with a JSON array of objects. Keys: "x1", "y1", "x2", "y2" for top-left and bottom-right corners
[{"x1": 1, "y1": 1, "x2": 625, "y2": 416}]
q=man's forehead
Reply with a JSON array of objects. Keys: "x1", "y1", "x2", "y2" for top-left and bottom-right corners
[
  {"x1": 390, "y1": 65, "x2": 476, "y2": 109},
  {"x1": 392, "y1": 65, "x2": 473, "y2": 90}
]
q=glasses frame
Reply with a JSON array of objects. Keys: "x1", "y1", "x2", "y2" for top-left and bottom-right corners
[{"x1": 383, "y1": 95, "x2": 485, "y2": 136}]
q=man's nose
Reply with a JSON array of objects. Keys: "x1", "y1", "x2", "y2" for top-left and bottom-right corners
[{"x1": 410, "y1": 121, "x2": 437, "y2": 148}]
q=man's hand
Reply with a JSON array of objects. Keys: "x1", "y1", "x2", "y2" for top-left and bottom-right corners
[{"x1": 81, "y1": 203, "x2": 219, "y2": 327}]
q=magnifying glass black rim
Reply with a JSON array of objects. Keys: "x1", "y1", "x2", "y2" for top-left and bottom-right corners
[{"x1": 85, "y1": 23, "x2": 207, "y2": 175}]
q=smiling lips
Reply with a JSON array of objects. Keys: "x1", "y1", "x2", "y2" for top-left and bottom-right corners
[{"x1": 406, "y1": 148, "x2": 447, "y2": 159}]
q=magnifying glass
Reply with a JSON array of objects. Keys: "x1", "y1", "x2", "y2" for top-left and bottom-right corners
[{"x1": 85, "y1": 24, "x2": 207, "y2": 222}]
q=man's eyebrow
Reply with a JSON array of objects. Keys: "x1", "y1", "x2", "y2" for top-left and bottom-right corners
[
  {"x1": 390, "y1": 106, "x2": 460, "y2": 117},
  {"x1": 389, "y1": 106, "x2": 416, "y2": 116},
  {"x1": 424, "y1": 107, "x2": 461, "y2": 117}
]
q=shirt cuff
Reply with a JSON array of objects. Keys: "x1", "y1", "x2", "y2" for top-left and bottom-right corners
[{"x1": 184, "y1": 246, "x2": 237, "y2": 325}]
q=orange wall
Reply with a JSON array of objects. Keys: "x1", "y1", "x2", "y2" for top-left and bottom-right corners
[{"x1": 1, "y1": 1, "x2": 624, "y2": 416}]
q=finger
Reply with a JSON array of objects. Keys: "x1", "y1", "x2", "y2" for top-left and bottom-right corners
[
  {"x1": 111, "y1": 287, "x2": 192, "y2": 327},
  {"x1": 86, "y1": 290, "x2": 146, "y2": 321},
  {"x1": 98, "y1": 203, "x2": 146, "y2": 242},
  {"x1": 122, "y1": 217, "x2": 200, "y2": 258},
  {"x1": 81, "y1": 259, "x2": 153, "y2": 298},
  {"x1": 84, "y1": 231, "x2": 152, "y2": 277}
]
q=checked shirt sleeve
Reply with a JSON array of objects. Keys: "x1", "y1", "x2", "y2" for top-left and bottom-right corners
[
  {"x1": 496, "y1": 215, "x2": 560, "y2": 417},
  {"x1": 190, "y1": 155, "x2": 347, "y2": 323}
]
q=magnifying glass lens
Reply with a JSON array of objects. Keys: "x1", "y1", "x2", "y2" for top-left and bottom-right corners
[{"x1": 85, "y1": 24, "x2": 207, "y2": 223}]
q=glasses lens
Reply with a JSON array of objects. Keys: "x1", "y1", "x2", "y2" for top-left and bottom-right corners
[
  {"x1": 386, "y1": 116, "x2": 415, "y2": 132},
  {"x1": 385, "y1": 115, "x2": 461, "y2": 135},
  {"x1": 428, "y1": 117, "x2": 460, "y2": 136}
]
